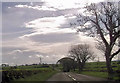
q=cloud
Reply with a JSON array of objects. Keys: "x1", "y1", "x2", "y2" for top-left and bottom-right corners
[
  {"x1": 15, "y1": 4, "x2": 56, "y2": 11},
  {"x1": 14, "y1": 0, "x2": 104, "y2": 12},
  {"x1": 20, "y1": 15, "x2": 77, "y2": 39},
  {"x1": 28, "y1": 56, "x2": 32, "y2": 58},
  {"x1": 25, "y1": 16, "x2": 66, "y2": 29},
  {"x1": 2, "y1": 41, "x2": 73, "y2": 65},
  {"x1": 43, "y1": 0, "x2": 105, "y2": 10},
  {"x1": 29, "y1": 33, "x2": 78, "y2": 43},
  {"x1": 35, "y1": 54, "x2": 43, "y2": 58},
  {"x1": 2, "y1": 2, "x2": 79, "y2": 41},
  {"x1": 2, "y1": 47, "x2": 25, "y2": 55},
  {"x1": 2, "y1": 45, "x2": 47, "y2": 65},
  {"x1": 8, "y1": 50, "x2": 23, "y2": 55},
  {"x1": 27, "y1": 15, "x2": 77, "y2": 28}
]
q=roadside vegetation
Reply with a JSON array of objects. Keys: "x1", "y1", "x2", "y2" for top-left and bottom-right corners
[
  {"x1": 57, "y1": 57, "x2": 120, "y2": 81},
  {"x1": 2, "y1": 64, "x2": 58, "y2": 83},
  {"x1": 71, "y1": 61, "x2": 120, "y2": 81},
  {"x1": 13, "y1": 70, "x2": 57, "y2": 81}
]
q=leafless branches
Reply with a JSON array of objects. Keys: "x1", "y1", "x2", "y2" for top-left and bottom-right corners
[{"x1": 69, "y1": 44, "x2": 94, "y2": 71}]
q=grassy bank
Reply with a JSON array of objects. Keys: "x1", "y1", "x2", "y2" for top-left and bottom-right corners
[
  {"x1": 80, "y1": 71, "x2": 119, "y2": 80},
  {"x1": 71, "y1": 61, "x2": 120, "y2": 80},
  {"x1": 71, "y1": 70, "x2": 108, "y2": 78},
  {"x1": 2, "y1": 64, "x2": 59, "y2": 82},
  {"x1": 14, "y1": 70, "x2": 58, "y2": 81},
  {"x1": 80, "y1": 71, "x2": 108, "y2": 78}
]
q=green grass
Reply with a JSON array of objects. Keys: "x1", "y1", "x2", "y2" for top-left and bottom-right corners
[
  {"x1": 2, "y1": 65, "x2": 52, "y2": 71},
  {"x1": 13, "y1": 70, "x2": 58, "y2": 81},
  {"x1": 71, "y1": 61, "x2": 120, "y2": 80},
  {"x1": 79, "y1": 71, "x2": 120, "y2": 80},
  {"x1": 2, "y1": 65, "x2": 44, "y2": 70},
  {"x1": 2, "y1": 64, "x2": 59, "y2": 82},
  {"x1": 84, "y1": 61, "x2": 120, "y2": 72},
  {"x1": 80, "y1": 71, "x2": 108, "y2": 78},
  {"x1": 14, "y1": 67, "x2": 51, "y2": 71},
  {"x1": 71, "y1": 69, "x2": 109, "y2": 79},
  {"x1": 71, "y1": 69, "x2": 108, "y2": 78}
]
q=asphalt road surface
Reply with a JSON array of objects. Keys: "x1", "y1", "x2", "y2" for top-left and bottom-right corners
[{"x1": 47, "y1": 72, "x2": 108, "y2": 81}]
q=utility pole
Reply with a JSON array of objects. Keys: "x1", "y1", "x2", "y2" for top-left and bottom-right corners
[
  {"x1": 97, "y1": 57, "x2": 99, "y2": 68},
  {"x1": 39, "y1": 57, "x2": 42, "y2": 65}
]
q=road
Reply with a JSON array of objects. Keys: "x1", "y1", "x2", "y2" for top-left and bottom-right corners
[{"x1": 47, "y1": 72, "x2": 108, "y2": 81}]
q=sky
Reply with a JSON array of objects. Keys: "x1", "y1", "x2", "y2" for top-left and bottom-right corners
[{"x1": 1, "y1": 0, "x2": 119, "y2": 65}]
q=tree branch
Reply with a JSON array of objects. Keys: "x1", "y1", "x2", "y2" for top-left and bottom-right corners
[
  {"x1": 113, "y1": 30, "x2": 120, "y2": 43},
  {"x1": 110, "y1": 48, "x2": 120, "y2": 60},
  {"x1": 100, "y1": 16, "x2": 110, "y2": 31}
]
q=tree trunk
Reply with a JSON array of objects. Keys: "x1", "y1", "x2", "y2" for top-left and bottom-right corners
[
  {"x1": 73, "y1": 62, "x2": 76, "y2": 71},
  {"x1": 81, "y1": 61, "x2": 85, "y2": 71},
  {"x1": 105, "y1": 49, "x2": 114, "y2": 80},
  {"x1": 78, "y1": 66, "x2": 82, "y2": 73},
  {"x1": 73, "y1": 58, "x2": 76, "y2": 71},
  {"x1": 78, "y1": 61, "x2": 82, "y2": 73}
]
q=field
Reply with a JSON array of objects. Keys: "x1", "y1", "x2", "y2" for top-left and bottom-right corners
[
  {"x1": 84, "y1": 61, "x2": 120, "y2": 72},
  {"x1": 1, "y1": 61, "x2": 120, "y2": 82},
  {"x1": 2, "y1": 64, "x2": 58, "y2": 83},
  {"x1": 72, "y1": 61, "x2": 120, "y2": 80},
  {"x1": 13, "y1": 70, "x2": 57, "y2": 81}
]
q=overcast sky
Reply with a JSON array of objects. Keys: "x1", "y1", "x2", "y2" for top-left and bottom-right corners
[{"x1": 1, "y1": 0, "x2": 119, "y2": 65}]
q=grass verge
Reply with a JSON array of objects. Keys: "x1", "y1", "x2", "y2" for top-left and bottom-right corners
[
  {"x1": 71, "y1": 70, "x2": 108, "y2": 78},
  {"x1": 13, "y1": 70, "x2": 58, "y2": 81},
  {"x1": 80, "y1": 71, "x2": 108, "y2": 78},
  {"x1": 72, "y1": 70, "x2": 120, "y2": 80}
]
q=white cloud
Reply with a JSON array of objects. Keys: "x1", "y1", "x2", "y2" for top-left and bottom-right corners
[
  {"x1": 15, "y1": 0, "x2": 105, "y2": 12},
  {"x1": 46, "y1": 56, "x2": 49, "y2": 58},
  {"x1": 42, "y1": 0, "x2": 105, "y2": 10},
  {"x1": 28, "y1": 56, "x2": 32, "y2": 58},
  {"x1": 15, "y1": 4, "x2": 56, "y2": 11},
  {"x1": 42, "y1": 54, "x2": 66, "y2": 64},
  {"x1": 8, "y1": 7, "x2": 11, "y2": 9},
  {"x1": 20, "y1": 16, "x2": 76, "y2": 38},
  {"x1": 36, "y1": 54, "x2": 43, "y2": 58},
  {"x1": 15, "y1": 5, "x2": 28, "y2": 8},
  {"x1": 25, "y1": 16, "x2": 66, "y2": 28},
  {"x1": 8, "y1": 49, "x2": 23, "y2": 55}
]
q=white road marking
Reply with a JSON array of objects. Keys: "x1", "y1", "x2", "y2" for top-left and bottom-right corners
[
  {"x1": 68, "y1": 75, "x2": 71, "y2": 77},
  {"x1": 72, "y1": 77, "x2": 76, "y2": 81},
  {"x1": 67, "y1": 74, "x2": 76, "y2": 81}
]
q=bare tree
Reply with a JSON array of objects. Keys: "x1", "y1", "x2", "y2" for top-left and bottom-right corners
[
  {"x1": 69, "y1": 44, "x2": 94, "y2": 72},
  {"x1": 71, "y1": 2, "x2": 120, "y2": 79}
]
